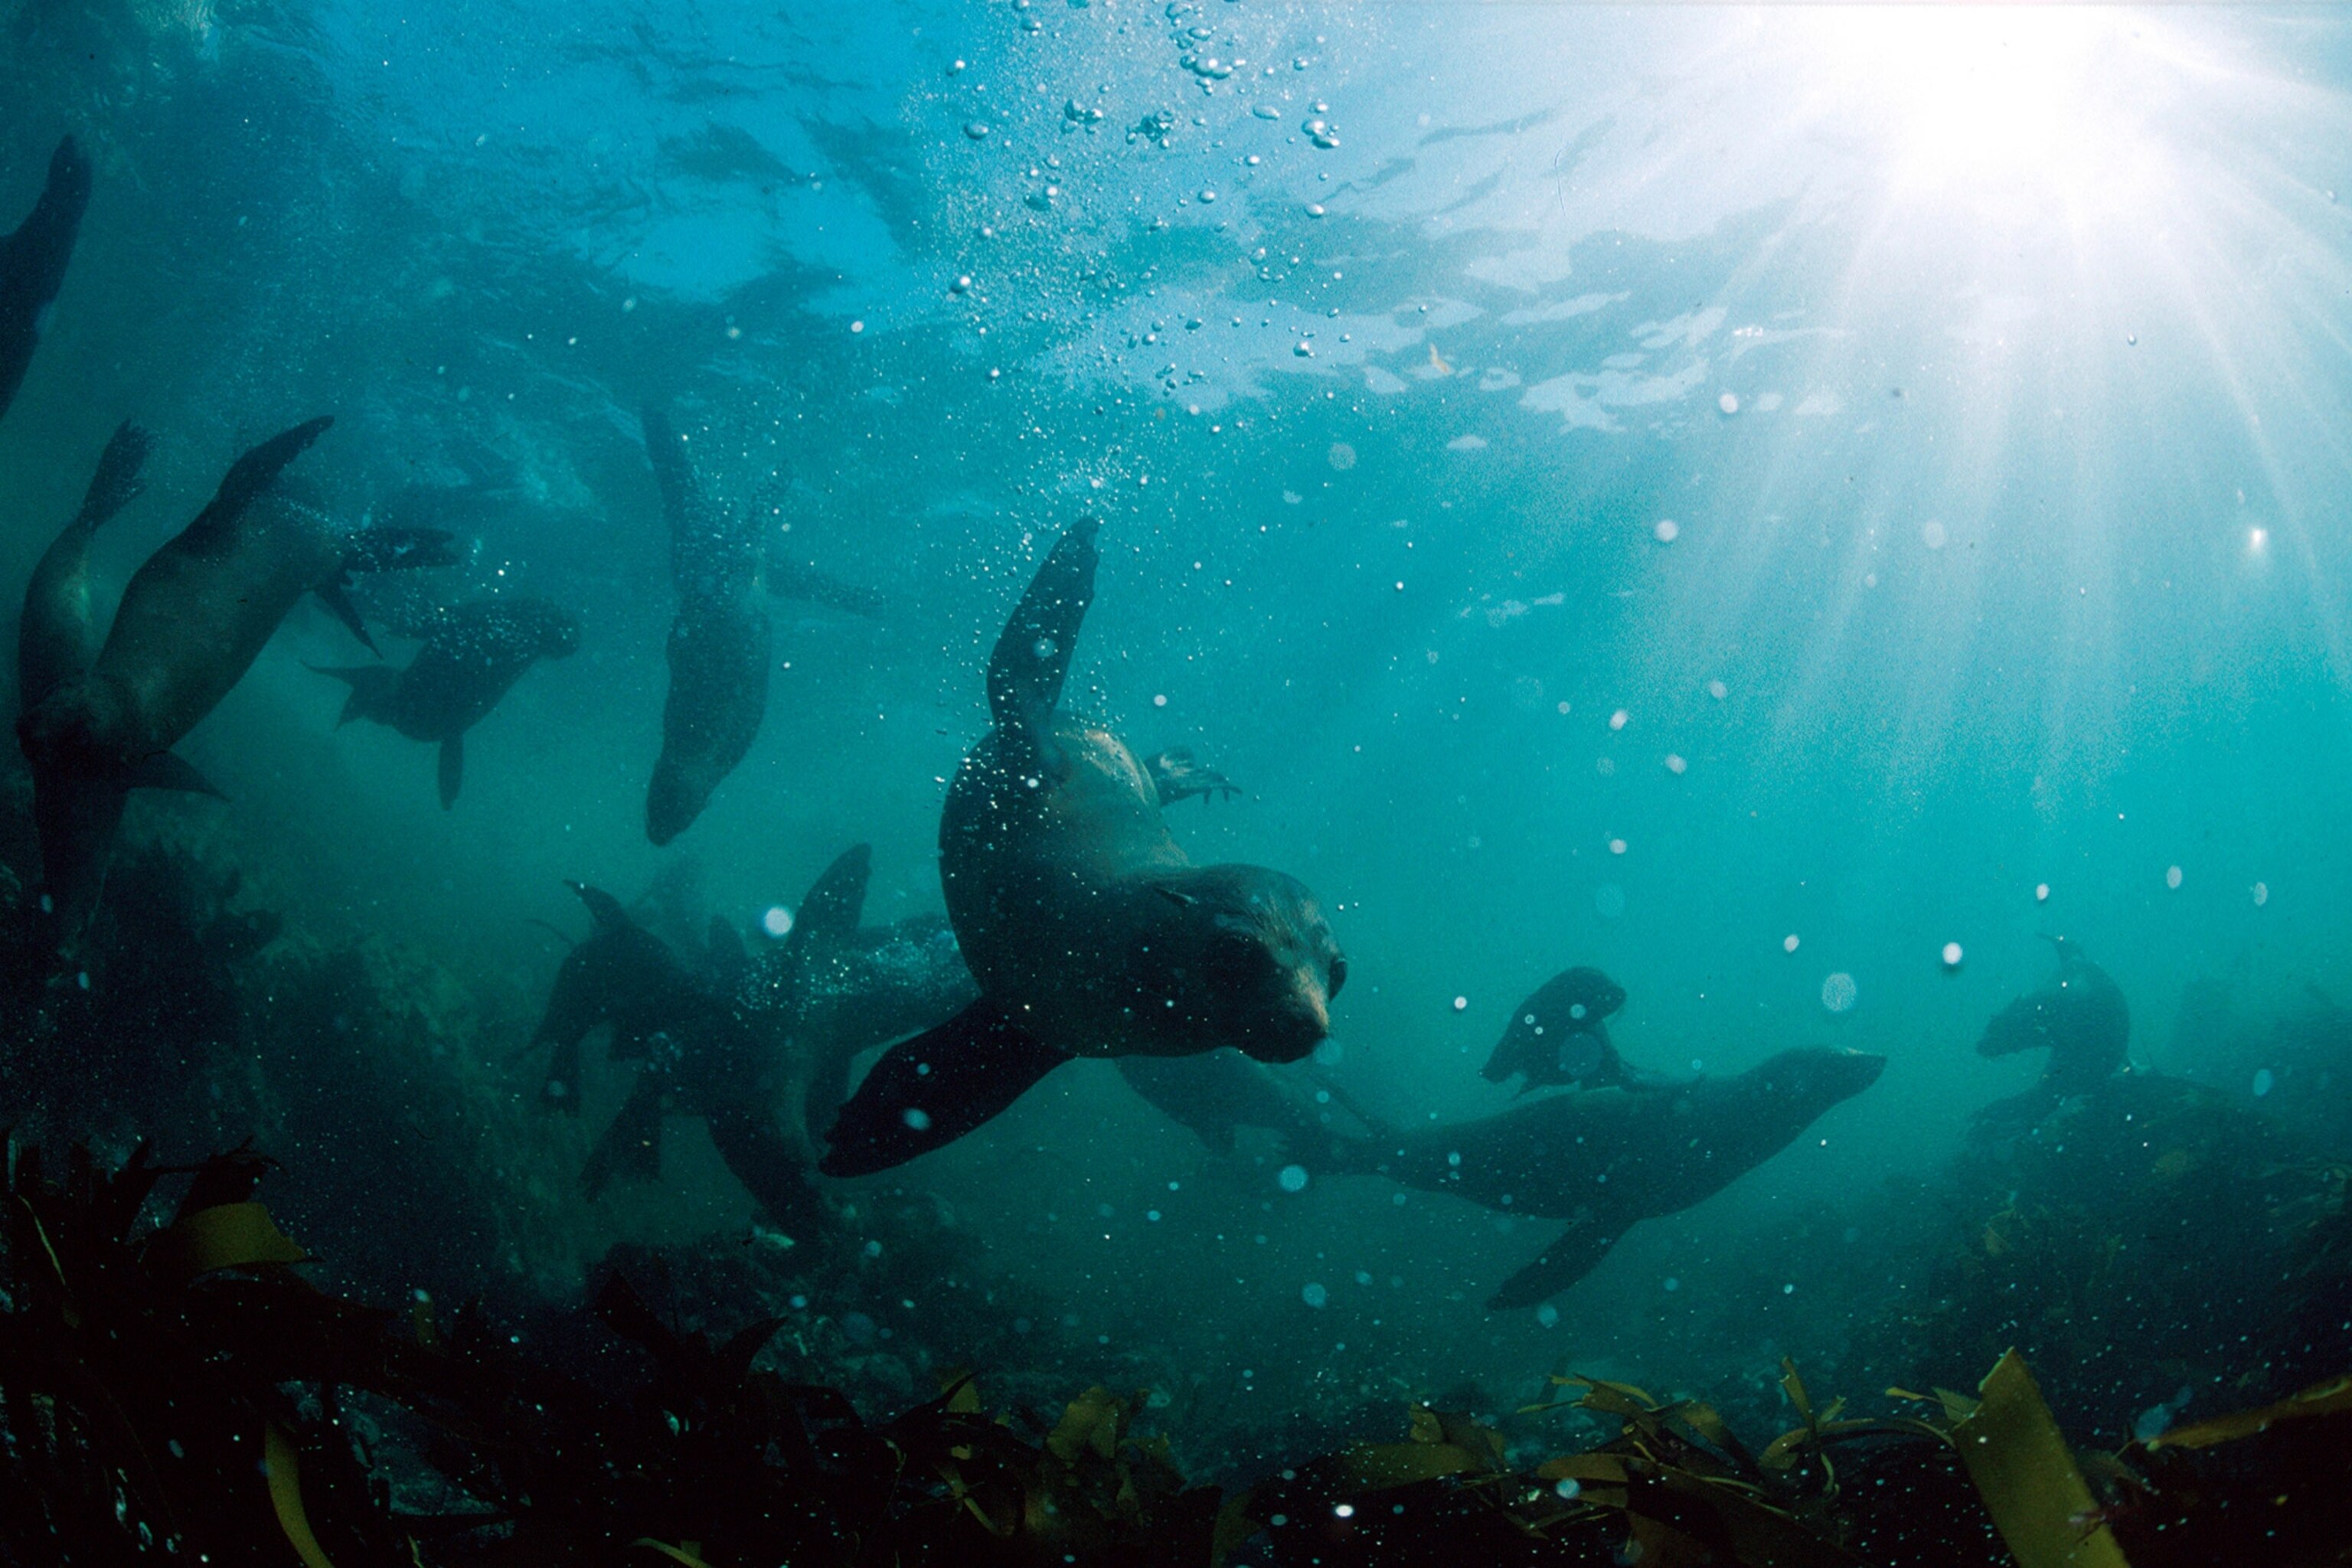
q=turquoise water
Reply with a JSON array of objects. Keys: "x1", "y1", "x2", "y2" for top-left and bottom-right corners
[{"x1": 3, "y1": 0, "x2": 2348, "y2": 1484}]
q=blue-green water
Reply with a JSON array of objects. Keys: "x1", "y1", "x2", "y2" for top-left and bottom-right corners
[{"x1": 2, "y1": 0, "x2": 2347, "y2": 1491}]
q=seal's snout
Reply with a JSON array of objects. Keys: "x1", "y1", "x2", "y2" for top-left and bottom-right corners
[{"x1": 1250, "y1": 982, "x2": 1329, "y2": 1063}]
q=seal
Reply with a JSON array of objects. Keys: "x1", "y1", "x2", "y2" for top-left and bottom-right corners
[
  {"x1": 16, "y1": 418, "x2": 456, "y2": 941},
  {"x1": 1309, "y1": 1047, "x2": 1886, "y2": 1308},
  {"x1": 0, "y1": 136, "x2": 91, "y2": 425},
  {"x1": 1482, "y1": 966, "x2": 1631, "y2": 1093},
  {"x1": 310, "y1": 596, "x2": 580, "y2": 806},
  {"x1": 822, "y1": 518, "x2": 1346, "y2": 1175},
  {"x1": 642, "y1": 405, "x2": 769, "y2": 845},
  {"x1": 1971, "y1": 936, "x2": 2129, "y2": 1137}
]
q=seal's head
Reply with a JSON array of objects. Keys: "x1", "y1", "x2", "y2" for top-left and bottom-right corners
[
  {"x1": 1136, "y1": 864, "x2": 1344, "y2": 1063},
  {"x1": 1753, "y1": 1047, "x2": 1888, "y2": 1114},
  {"x1": 1485, "y1": 965, "x2": 1628, "y2": 1084}
]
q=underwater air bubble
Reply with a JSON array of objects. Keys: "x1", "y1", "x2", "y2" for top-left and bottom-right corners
[
  {"x1": 1820, "y1": 972, "x2": 1857, "y2": 1013},
  {"x1": 1941, "y1": 941, "x2": 1963, "y2": 969},
  {"x1": 2253, "y1": 881, "x2": 2269, "y2": 906},
  {"x1": 1301, "y1": 1282, "x2": 1328, "y2": 1308},
  {"x1": 1277, "y1": 1164, "x2": 1309, "y2": 1193},
  {"x1": 2252, "y1": 1068, "x2": 2275, "y2": 1097},
  {"x1": 2166, "y1": 864, "x2": 2184, "y2": 890},
  {"x1": 761, "y1": 906, "x2": 793, "y2": 938},
  {"x1": 1556, "y1": 1478, "x2": 1582, "y2": 1499},
  {"x1": 1784, "y1": 934, "x2": 1800, "y2": 952},
  {"x1": 1718, "y1": 392, "x2": 1740, "y2": 414},
  {"x1": 902, "y1": 1108, "x2": 933, "y2": 1131},
  {"x1": 1654, "y1": 518, "x2": 1679, "y2": 543},
  {"x1": 2036, "y1": 882, "x2": 2050, "y2": 902}
]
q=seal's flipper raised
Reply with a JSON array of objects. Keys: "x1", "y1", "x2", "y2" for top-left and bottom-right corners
[
  {"x1": 821, "y1": 999, "x2": 1070, "y2": 1175},
  {"x1": 0, "y1": 136, "x2": 93, "y2": 424},
  {"x1": 985, "y1": 518, "x2": 1099, "y2": 780},
  {"x1": 19, "y1": 421, "x2": 153, "y2": 715},
  {"x1": 1486, "y1": 1214, "x2": 1622, "y2": 1310}
]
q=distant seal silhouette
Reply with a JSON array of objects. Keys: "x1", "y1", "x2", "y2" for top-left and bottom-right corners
[
  {"x1": 1483, "y1": 966, "x2": 1632, "y2": 1093},
  {"x1": 822, "y1": 518, "x2": 1345, "y2": 1175},
  {"x1": 1310, "y1": 1048, "x2": 1886, "y2": 1308},
  {"x1": 642, "y1": 406, "x2": 769, "y2": 845},
  {"x1": 1971, "y1": 936, "x2": 2130, "y2": 1137},
  {"x1": 16, "y1": 418, "x2": 456, "y2": 940},
  {"x1": 0, "y1": 136, "x2": 91, "y2": 425},
  {"x1": 311, "y1": 596, "x2": 580, "y2": 806}
]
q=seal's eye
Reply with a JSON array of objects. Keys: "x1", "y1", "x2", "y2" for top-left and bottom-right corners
[{"x1": 1328, "y1": 956, "x2": 1348, "y2": 998}]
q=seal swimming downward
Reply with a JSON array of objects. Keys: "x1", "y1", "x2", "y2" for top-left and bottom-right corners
[
  {"x1": 1304, "y1": 1047, "x2": 1886, "y2": 1308},
  {"x1": 16, "y1": 417, "x2": 457, "y2": 940},
  {"x1": 0, "y1": 136, "x2": 91, "y2": 426},
  {"x1": 822, "y1": 518, "x2": 1346, "y2": 1175}
]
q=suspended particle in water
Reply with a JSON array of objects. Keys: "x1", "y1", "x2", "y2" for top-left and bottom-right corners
[
  {"x1": 1277, "y1": 1165, "x2": 1309, "y2": 1193},
  {"x1": 1664, "y1": 753, "x2": 1687, "y2": 775},
  {"x1": 2166, "y1": 864, "x2": 2184, "y2": 890},
  {"x1": 2252, "y1": 1068, "x2": 2275, "y2": 1098},
  {"x1": 951, "y1": 274, "x2": 972, "y2": 294},
  {"x1": 1921, "y1": 520, "x2": 1947, "y2": 550},
  {"x1": 1327, "y1": 442, "x2": 1357, "y2": 470},
  {"x1": 1556, "y1": 1478, "x2": 1583, "y2": 1499},
  {"x1": 1654, "y1": 518, "x2": 1679, "y2": 543},
  {"x1": 2253, "y1": 881, "x2": 2269, "y2": 906},
  {"x1": 1662, "y1": 1276, "x2": 1680, "y2": 1292},
  {"x1": 1033, "y1": 635, "x2": 1057, "y2": 661},
  {"x1": 1707, "y1": 679, "x2": 1728, "y2": 701},
  {"x1": 1152, "y1": 693, "x2": 1168, "y2": 707},
  {"x1": 1535, "y1": 1303, "x2": 1560, "y2": 1328},
  {"x1": 1718, "y1": 391, "x2": 1740, "y2": 414},
  {"x1": 760, "y1": 905, "x2": 793, "y2": 938},
  {"x1": 1557, "y1": 700, "x2": 1572, "y2": 716},
  {"x1": 964, "y1": 121, "x2": 991, "y2": 139},
  {"x1": 850, "y1": 319, "x2": 865, "y2": 333},
  {"x1": 1820, "y1": 972, "x2": 1857, "y2": 1014},
  {"x1": 1306, "y1": 203, "x2": 1326, "y2": 217},
  {"x1": 1452, "y1": 995, "x2": 1468, "y2": 1012},
  {"x1": 902, "y1": 1108, "x2": 933, "y2": 1131},
  {"x1": 1608, "y1": 838, "x2": 1628, "y2": 856},
  {"x1": 1941, "y1": 942, "x2": 1964, "y2": 969},
  {"x1": 1301, "y1": 1282, "x2": 1328, "y2": 1308},
  {"x1": 2035, "y1": 882, "x2": 2050, "y2": 903},
  {"x1": 1609, "y1": 708, "x2": 1629, "y2": 731},
  {"x1": 1783, "y1": 934, "x2": 1800, "y2": 953}
]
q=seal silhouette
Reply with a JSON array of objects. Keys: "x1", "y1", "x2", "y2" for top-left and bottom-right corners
[
  {"x1": 1315, "y1": 1047, "x2": 1886, "y2": 1308},
  {"x1": 0, "y1": 136, "x2": 91, "y2": 426},
  {"x1": 822, "y1": 518, "x2": 1345, "y2": 1175},
  {"x1": 312, "y1": 596, "x2": 580, "y2": 807}
]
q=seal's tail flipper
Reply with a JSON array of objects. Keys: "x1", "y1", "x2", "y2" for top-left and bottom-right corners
[
  {"x1": 437, "y1": 731, "x2": 463, "y2": 808},
  {"x1": 820, "y1": 1000, "x2": 1070, "y2": 1176},
  {"x1": 985, "y1": 518, "x2": 1099, "y2": 773},
  {"x1": 73, "y1": 421, "x2": 152, "y2": 530},
  {"x1": 1487, "y1": 1214, "x2": 1622, "y2": 1310},
  {"x1": 124, "y1": 750, "x2": 222, "y2": 799}
]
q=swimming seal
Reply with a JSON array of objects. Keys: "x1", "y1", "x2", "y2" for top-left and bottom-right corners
[
  {"x1": 17, "y1": 417, "x2": 456, "y2": 939},
  {"x1": 1483, "y1": 966, "x2": 1631, "y2": 1093},
  {"x1": 311, "y1": 596, "x2": 580, "y2": 806},
  {"x1": 1971, "y1": 936, "x2": 2130, "y2": 1137},
  {"x1": 1310, "y1": 1047, "x2": 1886, "y2": 1308},
  {"x1": 0, "y1": 136, "x2": 91, "y2": 426},
  {"x1": 642, "y1": 406, "x2": 769, "y2": 845},
  {"x1": 822, "y1": 518, "x2": 1345, "y2": 1176}
]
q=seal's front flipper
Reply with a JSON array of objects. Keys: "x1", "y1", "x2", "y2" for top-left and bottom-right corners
[
  {"x1": 1145, "y1": 746, "x2": 1240, "y2": 805},
  {"x1": 124, "y1": 750, "x2": 222, "y2": 799},
  {"x1": 1487, "y1": 1213, "x2": 1622, "y2": 1310},
  {"x1": 821, "y1": 1000, "x2": 1070, "y2": 1175},
  {"x1": 74, "y1": 420, "x2": 152, "y2": 529},
  {"x1": 985, "y1": 518, "x2": 1099, "y2": 778},
  {"x1": 436, "y1": 731, "x2": 463, "y2": 808},
  {"x1": 313, "y1": 581, "x2": 378, "y2": 654}
]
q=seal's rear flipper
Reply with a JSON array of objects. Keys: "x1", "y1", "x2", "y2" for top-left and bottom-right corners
[
  {"x1": 437, "y1": 732, "x2": 463, "y2": 808},
  {"x1": 125, "y1": 750, "x2": 221, "y2": 798},
  {"x1": 820, "y1": 1001, "x2": 1070, "y2": 1175},
  {"x1": 1486, "y1": 1214, "x2": 1622, "y2": 1310},
  {"x1": 307, "y1": 662, "x2": 399, "y2": 727},
  {"x1": 985, "y1": 518, "x2": 1099, "y2": 778}
]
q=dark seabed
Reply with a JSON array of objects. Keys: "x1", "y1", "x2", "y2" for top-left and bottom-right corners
[{"x1": 1, "y1": 4, "x2": 2349, "y2": 1564}]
